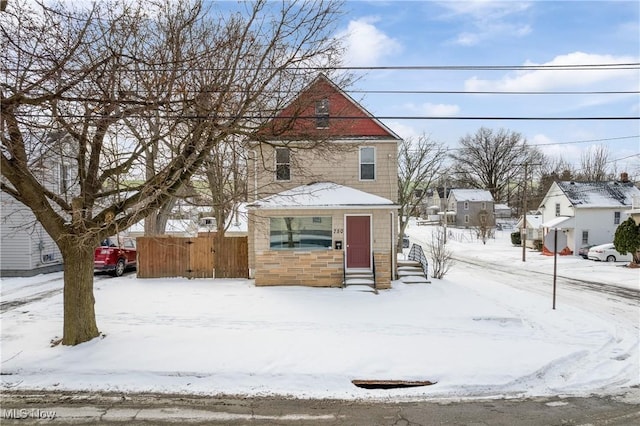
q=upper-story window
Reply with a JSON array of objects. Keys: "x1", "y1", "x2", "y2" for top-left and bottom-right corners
[
  {"x1": 315, "y1": 99, "x2": 329, "y2": 128},
  {"x1": 463, "y1": 201, "x2": 469, "y2": 210},
  {"x1": 359, "y1": 147, "x2": 375, "y2": 180},
  {"x1": 481, "y1": 202, "x2": 486, "y2": 210},
  {"x1": 555, "y1": 203, "x2": 561, "y2": 217},
  {"x1": 275, "y1": 147, "x2": 290, "y2": 181},
  {"x1": 59, "y1": 163, "x2": 71, "y2": 193},
  {"x1": 614, "y1": 211, "x2": 621, "y2": 224}
]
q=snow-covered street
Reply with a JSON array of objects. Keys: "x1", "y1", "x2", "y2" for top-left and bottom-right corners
[{"x1": 1, "y1": 223, "x2": 638, "y2": 401}]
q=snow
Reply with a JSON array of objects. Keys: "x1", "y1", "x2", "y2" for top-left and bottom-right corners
[
  {"x1": 249, "y1": 182, "x2": 395, "y2": 209},
  {"x1": 1, "y1": 221, "x2": 638, "y2": 401},
  {"x1": 449, "y1": 188, "x2": 494, "y2": 202}
]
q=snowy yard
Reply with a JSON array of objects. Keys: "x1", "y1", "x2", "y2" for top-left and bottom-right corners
[{"x1": 1, "y1": 223, "x2": 638, "y2": 401}]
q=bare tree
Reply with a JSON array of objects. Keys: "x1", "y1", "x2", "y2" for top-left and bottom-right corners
[
  {"x1": 397, "y1": 135, "x2": 448, "y2": 252},
  {"x1": 428, "y1": 227, "x2": 454, "y2": 279},
  {"x1": 449, "y1": 127, "x2": 543, "y2": 203},
  {"x1": 1, "y1": 0, "x2": 344, "y2": 345},
  {"x1": 578, "y1": 145, "x2": 611, "y2": 181}
]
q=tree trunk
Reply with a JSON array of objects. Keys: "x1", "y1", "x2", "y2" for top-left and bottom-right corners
[{"x1": 61, "y1": 242, "x2": 100, "y2": 345}]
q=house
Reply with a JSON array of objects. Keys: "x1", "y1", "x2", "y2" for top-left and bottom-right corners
[
  {"x1": 627, "y1": 194, "x2": 640, "y2": 225},
  {"x1": 494, "y1": 204, "x2": 512, "y2": 219},
  {"x1": 537, "y1": 174, "x2": 640, "y2": 255},
  {"x1": 515, "y1": 214, "x2": 544, "y2": 248},
  {"x1": 0, "y1": 134, "x2": 77, "y2": 277},
  {"x1": 446, "y1": 189, "x2": 496, "y2": 228},
  {"x1": 1, "y1": 192, "x2": 64, "y2": 276},
  {"x1": 246, "y1": 75, "x2": 401, "y2": 289}
]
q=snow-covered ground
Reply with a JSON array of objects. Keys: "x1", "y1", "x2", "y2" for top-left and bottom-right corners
[{"x1": 1, "y1": 221, "x2": 638, "y2": 401}]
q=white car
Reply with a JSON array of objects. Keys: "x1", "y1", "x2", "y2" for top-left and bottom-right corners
[{"x1": 587, "y1": 243, "x2": 633, "y2": 262}]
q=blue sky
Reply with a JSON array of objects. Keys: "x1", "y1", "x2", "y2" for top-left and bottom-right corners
[{"x1": 333, "y1": 1, "x2": 639, "y2": 176}]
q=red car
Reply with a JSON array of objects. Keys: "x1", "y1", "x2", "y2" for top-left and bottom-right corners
[{"x1": 94, "y1": 236, "x2": 137, "y2": 276}]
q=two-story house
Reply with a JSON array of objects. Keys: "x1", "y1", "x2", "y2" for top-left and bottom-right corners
[
  {"x1": 538, "y1": 175, "x2": 640, "y2": 255},
  {"x1": 246, "y1": 75, "x2": 401, "y2": 289},
  {"x1": 446, "y1": 189, "x2": 496, "y2": 228},
  {"x1": 1, "y1": 133, "x2": 75, "y2": 276}
]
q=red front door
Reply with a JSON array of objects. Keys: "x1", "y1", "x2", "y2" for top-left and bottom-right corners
[{"x1": 346, "y1": 215, "x2": 371, "y2": 269}]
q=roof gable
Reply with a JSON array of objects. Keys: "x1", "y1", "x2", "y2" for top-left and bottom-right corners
[
  {"x1": 449, "y1": 189, "x2": 494, "y2": 202},
  {"x1": 556, "y1": 181, "x2": 640, "y2": 208},
  {"x1": 258, "y1": 74, "x2": 400, "y2": 140}
]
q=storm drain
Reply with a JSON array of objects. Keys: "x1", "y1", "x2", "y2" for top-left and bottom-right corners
[{"x1": 351, "y1": 380, "x2": 436, "y2": 389}]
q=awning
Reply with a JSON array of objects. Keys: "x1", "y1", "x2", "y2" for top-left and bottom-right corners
[{"x1": 541, "y1": 216, "x2": 574, "y2": 229}]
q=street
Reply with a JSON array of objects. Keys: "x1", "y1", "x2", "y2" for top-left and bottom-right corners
[{"x1": 2, "y1": 389, "x2": 640, "y2": 425}]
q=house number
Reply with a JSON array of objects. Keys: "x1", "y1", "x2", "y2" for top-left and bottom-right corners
[{"x1": 333, "y1": 228, "x2": 343, "y2": 234}]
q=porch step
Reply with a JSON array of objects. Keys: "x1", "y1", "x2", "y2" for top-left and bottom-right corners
[
  {"x1": 397, "y1": 260, "x2": 421, "y2": 267},
  {"x1": 396, "y1": 264, "x2": 431, "y2": 284},
  {"x1": 344, "y1": 271, "x2": 375, "y2": 290}
]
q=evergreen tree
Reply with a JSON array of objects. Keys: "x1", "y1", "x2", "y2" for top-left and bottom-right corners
[{"x1": 613, "y1": 217, "x2": 640, "y2": 264}]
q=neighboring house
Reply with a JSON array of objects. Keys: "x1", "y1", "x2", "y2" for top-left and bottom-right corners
[
  {"x1": 246, "y1": 74, "x2": 401, "y2": 289},
  {"x1": 515, "y1": 214, "x2": 543, "y2": 248},
  {"x1": 446, "y1": 189, "x2": 496, "y2": 228},
  {"x1": 1, "y1": 134, "x2": 77, "y2": 276},
  {"x1": 1, "y1": 192, "x2": 64, "y2": 276},
  {"x1": 538, "y1": 174, "x2": 640, "y2": 255},
  {"x1": 127, "y1": 219, "x2": 199, "y2": 238},
  {"x1": 627, "y1": 195, "x2": 640, "y2": 225},
  {"x1": 494, "y1": 204, "x2": 512, "y2": 219}
]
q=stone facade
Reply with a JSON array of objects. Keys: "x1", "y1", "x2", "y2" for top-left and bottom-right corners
[
  {"x1": 373, "y1": 250, "x2": 392, "y2": 289},
  {"x1": 255, "y1": 250, "x2": 344, "y2": 287}
]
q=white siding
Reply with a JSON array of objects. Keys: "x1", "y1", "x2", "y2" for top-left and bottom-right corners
[{"x1": 1, "y1": 193, "x2": 62, "y2": 274}]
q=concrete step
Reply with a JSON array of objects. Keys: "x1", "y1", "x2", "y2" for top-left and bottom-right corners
[
  {"x1": 397, "y1": 269, "x2": 426, "y2": 277},
  {"x1": 397, "y1": 260, "x2": 421, "y2": 267},
  {"x1": 400, "y1": 275, "x2": 431, "y2": 284},
  {"x1": 344, "y1": 278, "x2": 375, "y2": 286},
  {"x1": 343, "y1": 284, "x2": 378, "y2": 294}
]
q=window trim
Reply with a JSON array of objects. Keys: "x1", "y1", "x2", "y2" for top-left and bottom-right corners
[
  {"x1": 463, "y1": 201, "x2": 469, "y2": 210},
  {"x1": 269, "y1": 216, "x2": 333, "y2": 251},
  {"x1": 315, "y1": 99, "x2": 329, "y2": 129},
  {"x1": 581, "y1": 230, "x2": 589, "y2": 245},
  {"x1": 614, "y1": 211, "x2": 621, "y2": 224},
  {"x1": 359, "y1": 146, "x2": 376, "y2": 181},
  {"x1": 555, "y1": 203, "x2": 561, "y2": 217},
  {"x1": 275, "y1": 147, "x2": 291, "y2": 181},
  {"x1": 464, "y1": 214, "x2": 470, "y2": 224}
]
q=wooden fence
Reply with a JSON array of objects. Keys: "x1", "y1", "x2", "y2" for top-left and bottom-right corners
[{"x1": 137, "y1": 236, "x2": 248, "y2": 279}]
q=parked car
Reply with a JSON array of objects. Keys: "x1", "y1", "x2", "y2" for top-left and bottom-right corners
[
  {"x1": 577, "y1": 244, "x2": 596, "y2": 259},
  {"x1": 586, "y1": 243, "x2": 633, "y2": 262},
  {"x1": 94, "y1": 236, "x2": 137, "y2": 276}
]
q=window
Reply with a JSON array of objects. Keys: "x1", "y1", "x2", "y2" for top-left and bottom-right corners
[
  {"x1": 275, "y1": 147, "x2": 290, "y2": 181},
  {"x1": 481, "y1": 202, "x2": 486, "y2": 210},
  {"x1": 464, "y1": 214, "x2": 470, "y2": 224},
  {"x1": 59, "y1": 163, "x2": 71, "y2": 193},
  {"x1": 270, "y1": 216, "x2": 332, "y2": 250},
  {"x1": 359, "y1": 147, "x2": 375, "y2": 180},
  {"x1": 614, "y1": 211, "x2": 621, "y2": 224},
  {"x1": 315, "y1": 99, "x2": 329, "y2": 128},
  {"x1": 555, "y1": 203, "x2": 561, "y2": 217},
  {"x1": 464, "y1": 201, "x2": 469, "y2": 210},
  {"x1": 582, "y1": 230, "x2": 589, "y2": 245}
]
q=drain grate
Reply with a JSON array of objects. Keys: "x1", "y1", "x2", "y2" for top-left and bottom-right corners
[{"x1": 351, "y1": 380, "x2": 436, "y2": 389}]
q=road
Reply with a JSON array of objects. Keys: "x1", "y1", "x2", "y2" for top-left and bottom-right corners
[{"x1": 1, "y1": 389, "x2": 640, "y2": 425}]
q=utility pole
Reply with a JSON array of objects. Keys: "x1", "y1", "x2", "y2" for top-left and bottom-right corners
[
  {"x1": 522, "y1": 163, "x2": 528, "y2": 262},
  {"x1": 443, "y1": 174, "x2": 447, "y2": 244}
]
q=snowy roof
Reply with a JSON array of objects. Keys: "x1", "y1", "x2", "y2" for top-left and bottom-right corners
[
  {"x1": 449, "y1": 189, "x2": 494, "y2": 202},
  {"x1": 541, "y1": 216, "x2": 574, "y2": 229},
  {"x1": 494, "y1": 203, "x2": 510, "y2": 210},
  {"x1": 515, "y1": 214, "x2": 543, "y2": 229},
  {"x1": 128, "y1": 219, "x2": 198, "y2": 236},
  {"x1": 556, "y1": 181, "x2": 640, "y2": 208},
  {"x1": 248, "y1": 182, "x2": 396, "y2": 209}
]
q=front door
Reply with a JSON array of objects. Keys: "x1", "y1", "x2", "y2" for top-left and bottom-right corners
[{"x1": 346, "y1": 215, "x2": 371, "y2": 269}]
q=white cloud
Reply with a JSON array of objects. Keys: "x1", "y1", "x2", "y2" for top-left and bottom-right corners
[
  {"x1": 337, "y1": 17, "x2": 401, "y2": 66},
  {"x1": 402, "y1": 102, "x2": 461, "y2": 117},
  {"x1": 465, "y1": 52, "x2": 640, "y2": 93},
  {"x1": 437, "y1": 1, "x2": 532, "y2": 46}
]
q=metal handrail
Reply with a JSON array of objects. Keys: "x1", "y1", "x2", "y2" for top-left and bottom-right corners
[
  {"x1": 407, "y1": 243, "x2": 428, "y2": 278},
  {"x1": 372, "y1": 253, "x2": 376, "y2": 290}
]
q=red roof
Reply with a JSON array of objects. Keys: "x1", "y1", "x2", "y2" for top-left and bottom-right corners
[{"x1": 258, "y1": 75, "x2": 400, "y2": 140}]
